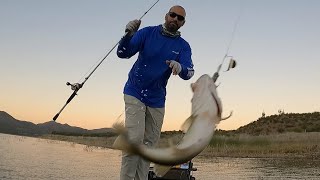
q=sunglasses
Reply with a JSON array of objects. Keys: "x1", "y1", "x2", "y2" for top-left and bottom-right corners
[{"x1": 168, "y1": 12, "x2": 185, "y2": 21}]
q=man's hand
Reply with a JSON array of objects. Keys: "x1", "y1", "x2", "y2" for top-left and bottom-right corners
[
  {"x1": 125, "y1": 19, "x2": 141, "y2": 36},
  {"x1": 166, "y1": 60, "x2": 182, "y2": 75}
]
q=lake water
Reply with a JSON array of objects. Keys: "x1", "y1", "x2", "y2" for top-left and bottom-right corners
[{"x1": 1, "y1": 133, "x2": 319, "y2": 180}]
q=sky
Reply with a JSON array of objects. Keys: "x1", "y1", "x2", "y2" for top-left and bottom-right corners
[{"x1": 1, "y1": 0, "x2": 319, "y2": 131}]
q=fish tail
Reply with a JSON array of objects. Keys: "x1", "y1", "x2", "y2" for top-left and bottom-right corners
[
  {"x1": 112, "y1": 121, "x2": 126, "y2": 134},
  {"x1": 153, "y1": 164, "x2": 172, "y2": 177},
  {"x1": 112, "y1": 134, "x2": 129, "y2": 151},
  {"x1": 111, "y1": 122, "x2": 134, "y2": 153}
]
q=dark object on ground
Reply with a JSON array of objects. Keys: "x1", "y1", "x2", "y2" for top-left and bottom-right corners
[{"x1": 148, "y1": 161, "x2": 197, "y2": 180}]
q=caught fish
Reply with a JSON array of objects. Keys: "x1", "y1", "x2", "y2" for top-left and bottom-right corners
[{"x1": 112, "y1": 74, "x2": 231, "y2": 176}]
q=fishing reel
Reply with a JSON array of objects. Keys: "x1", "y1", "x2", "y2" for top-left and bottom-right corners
[
  {"x1": 52, "y1": 0, "x2": 161, "y2": 122},
  {"x1": 66, "y1": 82, "x2": 83, "y2": 91}
]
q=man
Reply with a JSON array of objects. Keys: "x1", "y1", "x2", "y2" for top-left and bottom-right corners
[{"x1": 117, "y1": 5, "x2": 194, "y2": 180}]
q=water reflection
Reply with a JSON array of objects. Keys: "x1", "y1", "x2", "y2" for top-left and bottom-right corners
[
  {"x1": 192, "y1": 157, "x2": 320, "y2": 179},
  {"x1": 0, "y1": 134, "x2": 121, "y2": 180},
  {"x1": 1, "y1": 133, "x2": 319, "y2": 180}
]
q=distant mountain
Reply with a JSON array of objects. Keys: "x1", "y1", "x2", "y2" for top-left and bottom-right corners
[
  {"x1": 226, "y1": 112, "x2": 320, "y2": 135},
  {"x1": 37, "y1": 121, "x2": 88, "y2": 134},
  {"x1": 2, "y1": 110, "x2": 320, "y2": 137},
  {"x1": 90, "y1": 128, "x2": 115, "y2": 134},
  {"x1": 0, "y1": 111, "x2": 114, "y2": 136},
  {"x1": 0, "y1": 111, "x2": 41, "y2": 136}
]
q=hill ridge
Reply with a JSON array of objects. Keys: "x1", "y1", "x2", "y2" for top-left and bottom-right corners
[
  {"x1": 216, "y1": 111, "x2": 320, "y2": 136},
  {"x1": 0, "y1": 111, "x2": 114, "y2": 136},
  {"x1": 1, "y1": 111, "x2": 320, "y2": 136}
]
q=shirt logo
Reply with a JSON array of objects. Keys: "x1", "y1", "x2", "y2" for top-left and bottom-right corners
[{"x1": 172, "y1": 51, "x2": 180, "y2": 55}]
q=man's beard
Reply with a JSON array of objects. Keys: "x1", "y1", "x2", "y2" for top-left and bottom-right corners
[
  {"x1": 161, "y1": 24, "x2": 181, "y2": 37},
  {"x1": 166, "y1": 22, "x2": 179, "y2": 32}
]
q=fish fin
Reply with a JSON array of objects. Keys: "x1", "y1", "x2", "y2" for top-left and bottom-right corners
[
  {"x1": 180, "y1": 115, "x2": 196, "y2": 133},
  {"x1": 153, "y1": 164, "x2": 172, "y2": 177}
]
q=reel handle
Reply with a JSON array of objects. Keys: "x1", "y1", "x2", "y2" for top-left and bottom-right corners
[{"x1": 66, "y1": 82, "x2": 82, "y2": 91}]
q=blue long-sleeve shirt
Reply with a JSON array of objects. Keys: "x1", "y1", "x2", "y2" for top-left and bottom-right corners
[{"x1": 117, "y1": 25, "x2": 194, "y2": 108}]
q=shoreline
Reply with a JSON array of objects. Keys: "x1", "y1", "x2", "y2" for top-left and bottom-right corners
[{"x1": 40, "y1": 132, "x2": 320, "y2": 159}]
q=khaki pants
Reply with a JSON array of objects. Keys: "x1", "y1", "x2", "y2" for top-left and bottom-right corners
[{"x1": 120, "y1": 95, "x2": 165, "y2": 180}]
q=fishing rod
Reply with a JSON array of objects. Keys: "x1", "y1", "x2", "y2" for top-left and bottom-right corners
[{"x1": 53, "y1": 0, "x2": 160, "y2": 121}]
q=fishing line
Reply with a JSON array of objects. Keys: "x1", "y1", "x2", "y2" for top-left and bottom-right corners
[
  {"x1": 213, "y1": 2, "x2": 244, "y2": 82},
  {"x1": 53, "y1": 0, "x2": 160, "y2": 121}
]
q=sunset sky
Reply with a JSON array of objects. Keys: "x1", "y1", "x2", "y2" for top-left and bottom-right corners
[{"x1": 1, "y1": 0, "x2": 319, "y2": 131}]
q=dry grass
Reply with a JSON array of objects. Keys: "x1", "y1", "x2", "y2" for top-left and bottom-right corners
[
  {"x1": 41, "y1": 132, "x2": 320, "y2": 159},
  {"x1": 41, "y1": 134, "x2": 117, "y2": 148},
  {"x1": 199, "y1": 132, "x2": 320, "y2": 158}
]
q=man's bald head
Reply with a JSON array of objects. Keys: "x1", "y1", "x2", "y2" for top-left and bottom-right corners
[{"x1": 164, "y1": 5, "x2": 186, "y2": 32}]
